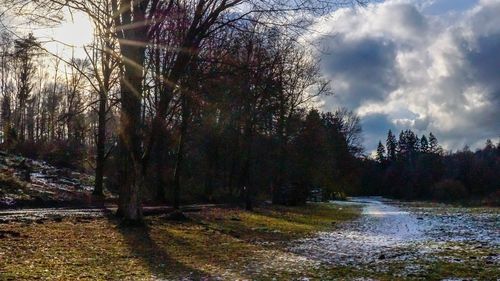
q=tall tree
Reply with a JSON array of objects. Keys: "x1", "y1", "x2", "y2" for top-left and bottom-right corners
[
  {"x1": 386, "y1": 130, "x2": 397, "y2": 161},
  {"x1": 376, "y1": 141, "x2": 385, "y2": 163},
  {"x1": 13, "y1": 33, "x2": 40, "y2": 142},
  {"x1": 333, "y1": 108, "x2": 363, "y2": 157},
  {"x1": 429, "y1": 132, "x2": 441, "y2": 154},
  {"x1": 420, "y1": 135, "x2": 429, "y2": 153},
  {"x1": 0, "y1": 32, "x2": 13, "y2": 145}
]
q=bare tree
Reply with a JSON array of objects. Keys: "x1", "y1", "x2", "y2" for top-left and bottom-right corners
[
  {"x1": 0, "y1": 32, "x2": 13, "y2": 145},
  {"x1": 2, "y1": 0, "x2": 361, "y2": 223},
  {"x1": 333, "y1": 107, "x2": 364, "y2": 157}
]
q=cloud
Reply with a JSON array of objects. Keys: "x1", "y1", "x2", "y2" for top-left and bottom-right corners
[
  {"x1": 360, "y1": 113, "x2": 395, "y2": 147},
  {"x1": 316, "y1": 0, "x2": 500, "y2": 152},
  {"x1": 323, "y1": 37, "x2": 400, "y2": 109}
]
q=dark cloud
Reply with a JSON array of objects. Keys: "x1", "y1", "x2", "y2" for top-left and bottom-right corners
[
  {"x1": 387, "y1": 3, "x2": 428, "y2": 35},
  {"x1": 316, "y1": 0, "x2": 500, "y2": 152},
  {"x1": 463, "y1": 33, "x2": 500, "y2": 136},
  {"x1": 414, "y1": 116, "x2": 431, "y2": 131},
  {"x1": 467, "y1": 33, "x2": 500, "y2": 90},
  {"x1": 323, "y1": 37, "x2": 400, "y2": 109}
]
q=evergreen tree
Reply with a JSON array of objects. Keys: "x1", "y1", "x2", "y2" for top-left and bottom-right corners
[
  {"x1": 398, "y1": 130, "x2": 414, "y2": 156},
  {"x1": 429, "y1": 132, "x2": 441, "y2": 154},
  {"x1": 485, "y1": 139, "x2": 494, "y2": 150},
  {"x1": 386, "y1": 130, "x2": 397, "y2": 161},
  {"x1": 420, "y1": 135, "x2": 429, "y2": 153},
  {"x1": 376, "y1": 141, "x2": 386, "y2": 163},
  {"x1": 13, "y1": 33, "x2": 40, "y2": 142}
]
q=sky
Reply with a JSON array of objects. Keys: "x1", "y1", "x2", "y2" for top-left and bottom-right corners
[
  {"x1": 313, "y1": 0, "x2": 500, "y2": 153},
  {"x1": 5, "y1": 0, "x2": 498, "y2": 153},
  {"x1": 36, "y1": 9, "x2": 93, "y2": 59}
]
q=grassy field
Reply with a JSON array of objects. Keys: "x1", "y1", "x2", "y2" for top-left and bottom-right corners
[{"x1": 0, "y1": 203, "x2": 361, "y2": 280}]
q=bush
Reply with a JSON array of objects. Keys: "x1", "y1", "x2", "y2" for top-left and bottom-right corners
[
  {"x1": 0, "y1": 171, "x2": 27, "y2": 195},
  {"x1": 432, "y1": 179, "x2": 467, "y2": 201},
  {"x1": 39, "y1": 141, "x2": 85, "y2": 170},
  {"x1": 482, "y1": 190, "x2": 500, "y2": 206},
  {"x1": 331, "y1": 191, "x2": 347, "y2": 201}
]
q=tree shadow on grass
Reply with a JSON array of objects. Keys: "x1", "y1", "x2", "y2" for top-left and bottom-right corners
[{"x1": 104, "y1": 213, "x2": 209, "y2": 280}]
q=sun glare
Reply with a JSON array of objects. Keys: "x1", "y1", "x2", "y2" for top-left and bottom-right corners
[{"x1": 40, "y1": 10, "x2": 94, "y2": 58}]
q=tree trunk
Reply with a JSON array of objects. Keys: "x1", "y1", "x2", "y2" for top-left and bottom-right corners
[
  {"x1": 93, "y1": 90, "x2": 106, "y2": 197},
  {"x1": 117, "y1": 71, "x2": 143, "y2": 222},
  {"x1": 113, "y1": 0, "x2": 148, "y2": 223},
  {"x1": 116, "y1": 41, "x2": 145, "y2": 223},
  {"x1": 241, "y1": 121, "x2": 253, "y2": 211},
  {"x1": 273, "y1": 92, "x2": 288, "y2": 205},
  {"x1": 172, "y1": 92, "x2": 189, "y2": 210},
  {"x1": 154, "y1": 125, "x2": 167, "y2": 202}
]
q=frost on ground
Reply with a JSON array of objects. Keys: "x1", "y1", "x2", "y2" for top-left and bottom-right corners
[
  {"x1": 0, "y1": 152, "x2": 100, "y2": 208},
  {"x1": 288, "y1": 197, "x2": 499, "y2": 278}
]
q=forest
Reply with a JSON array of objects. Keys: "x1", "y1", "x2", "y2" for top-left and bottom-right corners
[
  {"x1": 0, "y1": 0, "x2": 370, "y2": 221},
  {"x1": 0, "y1": 0, "x2": 498, "y2": 224},
  {"x1": 363, "y1": 130, "x2": 500, "y2": 204},
  {"x1": 0, "y1": 1, "x2": 499, "y2": 280}
]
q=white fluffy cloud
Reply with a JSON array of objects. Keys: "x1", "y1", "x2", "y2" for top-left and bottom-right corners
[{"x1": 315, "y1": 0, "x2": 500, "y2": 152}]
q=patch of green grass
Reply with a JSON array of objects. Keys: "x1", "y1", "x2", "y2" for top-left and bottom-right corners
[
  {"x1": 195, "y1": 203, "x2": 359, "y2": 242},
  {"x1": 424, "y1": 261, "x2": 497, "y2": 281}
]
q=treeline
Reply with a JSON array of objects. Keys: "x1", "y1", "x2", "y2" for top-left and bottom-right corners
[
  {"x1": 361, "y1": 130, "x2": 500, "y2": 204},
  {"x1": 0, "y1": 28, "x2": 363, "y2": 206},
  {"x1": 1, "y1": 0, "x2": 367, "y2": 221},
  {"x1": 0, "y1": 32, "x2": 112, "y2": 168},
  {"x1": 3, "y1": 1, "x2": 497, "y2": 222}
]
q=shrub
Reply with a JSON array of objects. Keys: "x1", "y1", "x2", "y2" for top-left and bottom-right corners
[
  {"x1": 482, "y1": 190, "x2": 500, "y2": 206},
  {"x1": 0, "y1": 171, "x2": 27, "y2": 195},
  {"x1": 432, "y1": 179, "x2": 467, "y2": 201}
]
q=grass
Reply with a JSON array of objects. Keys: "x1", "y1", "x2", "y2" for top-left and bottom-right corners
[
  {"x1": 294, "y1": 238, "x2": 499, "y2": 281},
  {"x1": 2, "y1": 203, "x2": 497, "y2": 280},
  {"x1": 0, "y1": 203, "x2": 360, "y2": 280}
]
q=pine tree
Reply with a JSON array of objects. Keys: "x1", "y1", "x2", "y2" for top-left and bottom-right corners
[
  {"x1": 420, "y1": 135, "x2": 429, "y2": 153},
  {"x1": 485, "y1": 139, "x2": 494, "y2": 150},
  {"x1": 386, "y1": 130, "x2": 397, "y2": 161},
  {"x1": 429, "y1": 132, "x2": 441, "y2": 154},
  {"x1": 376, "y1": 141, "x2": 386, "y2": 163},
  {"x1": 13, "y1": 33, "x2": 39, "y2": 141}
]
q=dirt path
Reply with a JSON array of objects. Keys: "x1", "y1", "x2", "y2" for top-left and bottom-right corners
[
  {"x1": 290, "y1": 197, "x2": 499, "y2": 274},
  {"x1": 290, "y1": 197, "x2": 427, "y2": 266}
]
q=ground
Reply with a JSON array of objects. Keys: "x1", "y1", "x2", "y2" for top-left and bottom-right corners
[
  {"x1": 1, "y1": 198, "x2": 498, "y2": 280},
  {"x1": 290, "y1": 198, "x2": 500, "y2": 280},
  {"x1": 1, "y1": 158, "x2": 499, "y2": 281},
  {"x1": 0, "y1": 152, "x2": 99, "y2": 209},
  {"x1": 0, "y1": 203, "x2": 360, "y2": 280}
]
